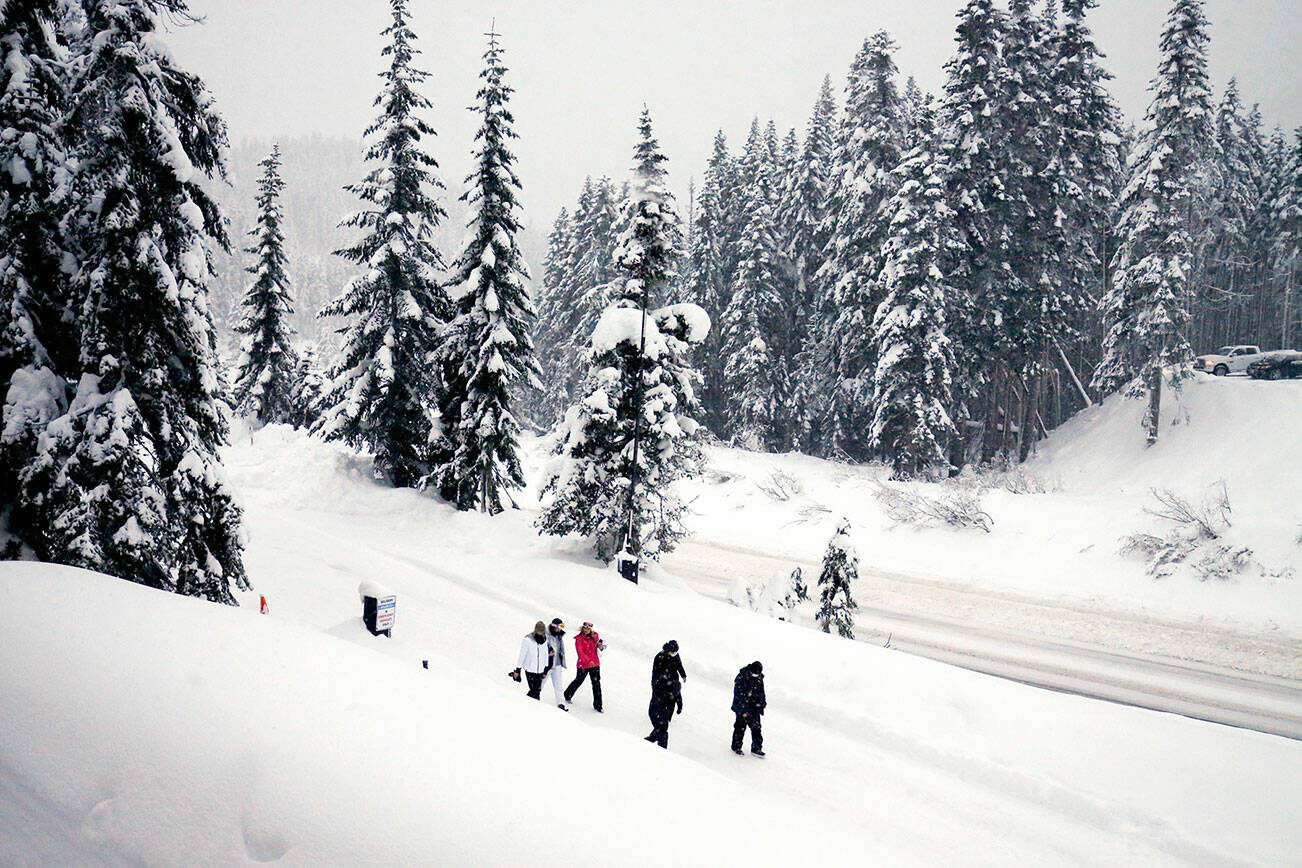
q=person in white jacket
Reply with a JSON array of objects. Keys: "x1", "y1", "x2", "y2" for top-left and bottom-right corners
[
  {"x1": 514, "y1": 621, "x2": 550, "y2": 699},
  {"x1": 546, "y1": 618, "x2": 569, "y2": 710}
]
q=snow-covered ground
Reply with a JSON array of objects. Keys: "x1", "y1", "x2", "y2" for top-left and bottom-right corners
[{"x1": 3, "y1": 374, "x2": 1301, "y2": 864}]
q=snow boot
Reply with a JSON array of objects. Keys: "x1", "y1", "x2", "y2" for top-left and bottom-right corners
[
  {"x1": 733, "y1": 749, "x2": 745, "y2": 756},
  {"x1": 751, "y1": 749, "x2": 765, "y2": 757}
]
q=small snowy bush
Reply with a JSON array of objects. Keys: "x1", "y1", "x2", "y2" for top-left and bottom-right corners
[
  {"x1": 1120, "y1": 484, "x2": 1257, "y2": 581},
  {"x1": 793, "y1": 502, "x2": 833, "y2": 524},
  {"x1": 728, "y1": 567, "x2": 808, "y2": 620},
  {"x1": 873, "y1": 482, "x2": 993, "y2": 533},
  {"x1": 757, "y1": 469, "x2": 803, "y2": 502}
]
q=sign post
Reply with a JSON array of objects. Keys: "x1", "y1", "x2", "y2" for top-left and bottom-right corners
[{"x1": 358, "y1": 581, "x2": 397, "y2": 638}]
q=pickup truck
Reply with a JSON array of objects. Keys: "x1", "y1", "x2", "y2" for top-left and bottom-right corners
[{"x1": 1195, "y1": 345, "x2": 1264, "y2": 376}]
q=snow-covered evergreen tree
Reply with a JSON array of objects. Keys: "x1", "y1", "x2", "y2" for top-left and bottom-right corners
[
  {"x1": 1192, "y1": 79, "x2": 1265, "y2": 345},
  {"x1": 817, "y1": 517, "x2": 858, "y2": 638},
  {"x1": 538, "y1": 110, "x2": 709, "y2": 562},
  {"x1": 316, "y1": 0, "x2": 449, "y2": 487},
  {"x1": 1273, "y1": 129, "x2": 1302, "y2": 347},
  {"x1": 685, "y1": 133, "x2": 737, "y2": 433},
  {"x1": 937, "y1": 0, "x2": 1012, "y2": 459},
  {"x1": 898, "y1": 76, "x2": 932, "y2": 151},
  {"x1": 870, "y1": 137, "x2": 959, "y2": 478},
  {"x1": 1050, "y1": 0, "x2": 1124, "y2": 313},
  {"x1": 435, "y1": 30, "x2": 538, "y2": 514},
  {"x1": 16, "y1": 0, "x2": 246, "y2": 603},
  {"x1": 720, "y1": 149, "x2": 789, "y2": 450},
  {"x1": 232, "y1": 144, "x2": 298, "y2": 426},
  {"x1": 0, "y1": 0, "x2": 74, "y2": 542},
  {"x1": 787, "y1": 77, "x2": 840, "y2": 452},
  {"x1": 683, "y1": 157, "x2": 729, "y2": 433},
  {"x1": 1094, "y1": 0, "x2": 1212, "y2": 445},
  {"x1": 815, "y1": 31, "x2": 905, "y2": 460},
  {"x1": 537, "y1": 176, "x2": 623, "y2": 429},
  {"x1": 527, "y1": 206, "x2": 572, "y2": 426},
  {"x1": 288, "y1": 340, "x2": 328, "y2": 431}
]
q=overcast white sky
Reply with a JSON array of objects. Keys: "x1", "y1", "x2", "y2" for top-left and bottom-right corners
[{"x1": 168, "y1": 0, "x2": 1301, "y2": 231}]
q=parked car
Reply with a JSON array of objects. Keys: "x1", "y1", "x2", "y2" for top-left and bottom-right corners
[
  {"x1": 1246, "y1": 350, "x2": 1302, "y2": 380},
  {"x1": 1195, "y1": 345, "x2": 1263, "y2": 376}
]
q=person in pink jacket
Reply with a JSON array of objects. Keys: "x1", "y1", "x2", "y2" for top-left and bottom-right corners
[{"x1": 564, "y1": 621, "x2": 605, "y2": 712}]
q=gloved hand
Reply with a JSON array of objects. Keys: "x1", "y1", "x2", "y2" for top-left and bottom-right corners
[{"x1": 675, "y1": 695, "x2": 683, "y2": 714}]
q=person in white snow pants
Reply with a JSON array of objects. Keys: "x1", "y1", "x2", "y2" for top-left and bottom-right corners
[{"x1": 546, "y1": 618, "x2": 569, "y2": 709}]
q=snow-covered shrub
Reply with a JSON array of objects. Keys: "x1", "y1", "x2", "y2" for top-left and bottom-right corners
[
  {"x1": 1191, "y1": 545, "x2": 1255, "y2": 582},
  {"x1": 1144, "y1": 484, "x2": 1230, "y2": 541},
  {"x1": 794, "y1": 502, "x2": 833, "y2": 524},
  {"x1": 727, "y1": 567, "x2": 808, "y2": 621},
  {"x1": 998, "y1": 466, "x2": 1058, "y2": 494},
  {"x1": 1120, "y1": 484, "x2": 1257, "y2": 581},
  {"x1": 957, "y1": 455, "x2": 1057, "y2": 495},
  {"x1": 757, "y1": 469, "x2": 803, "y2": 502},
  {"x1": 872, "y1": 481, "x2": 993, "y2": 533}
]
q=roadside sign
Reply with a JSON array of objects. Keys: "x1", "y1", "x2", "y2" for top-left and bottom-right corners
[{"x1": 376, "y1": 595, "x2": 396, "y2": 632}]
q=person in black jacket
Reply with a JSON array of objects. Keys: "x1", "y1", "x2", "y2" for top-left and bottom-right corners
[
  {"x1": 645, "y1": 640, "x2": 686, "y2": 748},
  {"x1": 731, "y1": 661, "x2": 766, "y2": 756}
]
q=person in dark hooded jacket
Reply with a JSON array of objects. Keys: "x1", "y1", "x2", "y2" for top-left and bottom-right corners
[
  {"x1": 730, "y1": 661, "x2": 766, "y2": 756},
  {"x1": 645, "y1": 640, "x2": 686, "y2": 748}
]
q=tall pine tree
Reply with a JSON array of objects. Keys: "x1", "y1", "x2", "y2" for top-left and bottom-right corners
[
  {"x1": 1094, "y1": 0, "x2": 1212, "y2": 445},
  {"x1": 17, "y1": 0, "x2": 246, "y2": 602},
  {"x1": 435, "y1": 30, "x2": 538, "y2": 514},
  {"x1": 232, "y1": 144, "x2": 298, "y2": 426},
  {"x1": 0, "y1": 0, "x2": 74, "y2": 544},
  {"x1": 720, "y1": 120, "x2": 793, "y2": 449},
  {"x1": 816, "y1": 31, "x2": 905, "y2": 460},
  {"x1": 870, "y1": 135, "x2": 959, "y2": 478},
  {"x1": 316, "y1": 0, "x2": 449, "y2": 486},
  {"x1": 538, "y1": 110, "x2": 708, "y2": 562},
  {"x1": 937, "y1": 0, "x2": 1012, "y2": 463}
]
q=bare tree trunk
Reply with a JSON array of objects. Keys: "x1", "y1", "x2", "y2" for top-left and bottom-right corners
[
  {"x1": 1144, "y1": 360, "x2": 1162, "y2": 447},
  {"x1": 980, "y1": 367, "x2": 1001, "y2": 464},
  {"x1": 1018, "y1": 357, "x2": 1043, "y2": 463}
]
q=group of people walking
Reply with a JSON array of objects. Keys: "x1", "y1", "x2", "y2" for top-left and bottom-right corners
[
  {"x1": 513, "y1": 618, "x2": 604, "y2": 712},
  {"x1": 511, "y1": 619, "x2": 766, "y2": 757}
]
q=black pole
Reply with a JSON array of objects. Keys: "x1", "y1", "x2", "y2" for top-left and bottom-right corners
[{"x1": 621, "y1": 278, "x2": 650, "y2": 582}]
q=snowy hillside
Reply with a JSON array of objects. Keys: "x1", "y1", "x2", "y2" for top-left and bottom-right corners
[
  {"x1": 3, "y1": 391, "x2": 1302, "y2": 864},
  {"x1": 659, "y1": 374, "x2": 1302, "y2": 638}
]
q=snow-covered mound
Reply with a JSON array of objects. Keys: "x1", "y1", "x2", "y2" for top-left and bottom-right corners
[
  {"x1": 1034, "y1": 373, "x2": 1302, "y2": 513},
  {"x1": 0, "y1": 563, "x2": 859, "y2": 865}
]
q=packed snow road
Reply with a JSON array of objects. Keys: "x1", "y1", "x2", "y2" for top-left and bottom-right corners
[{"x1": 665, "y1": 539, "x2": 1302, "y2": 740}]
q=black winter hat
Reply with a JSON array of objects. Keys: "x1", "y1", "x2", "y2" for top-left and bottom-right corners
[
  {"x1": 750, "y1": 661, "x2": 763, "y2": 674},
  {"x1": 663, "y1": 640, "x2": 679, "y2": 653}
]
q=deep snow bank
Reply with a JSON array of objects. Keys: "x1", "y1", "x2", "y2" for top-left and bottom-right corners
[{"x1": 0, "y1": 563, "x2": 863, "y2": 866}]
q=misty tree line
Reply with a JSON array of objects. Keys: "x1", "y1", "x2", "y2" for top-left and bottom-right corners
[{"x1": 531, "y1": 0, "x2": 1302, "y2": 466}]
